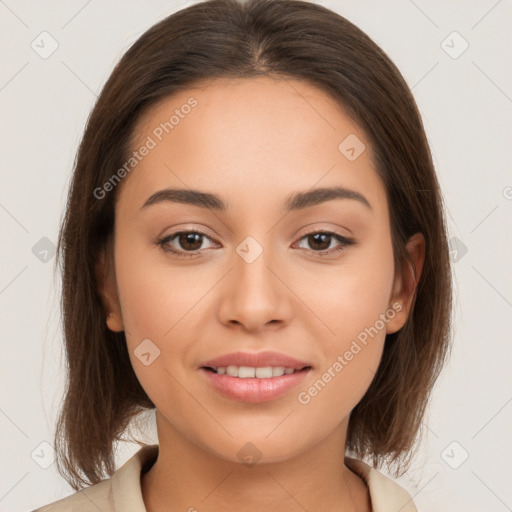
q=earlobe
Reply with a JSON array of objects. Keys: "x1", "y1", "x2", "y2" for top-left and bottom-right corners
[
  {"x1": 95, "y1": 247, "x2": 124, "y2": 332},
  {"x1": 386, "y1": 233, "x2": 425, "y2": 334},
  {"x1": 106, "y1": 311, "x2": 124, "y2": 332}
]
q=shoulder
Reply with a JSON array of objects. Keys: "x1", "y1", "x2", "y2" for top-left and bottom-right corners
[
  {"x1": 31, "y1": 478, "x2": 113, "y2": 512},
  {"x1": 31, "y1": 444, "x2": 159, "y2": 512},
  {"x1": 345, "y1": 456, "x2": 418, "y2": 512}
]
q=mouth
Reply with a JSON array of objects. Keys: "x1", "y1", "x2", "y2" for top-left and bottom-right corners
[
  {"x1": 200, "y1": 364, "x2": 312, "y2": 403},
  {"x1": 201, "y1": 365, "x2": 312, "y2": 378},
  {"x1": 199, "y1": 351, "x2": 313, "y2": 403}
]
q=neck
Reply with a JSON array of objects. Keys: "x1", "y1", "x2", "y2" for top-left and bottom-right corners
[{"x1": 141, "y1": 413, "x2": 371, "y2": 512}]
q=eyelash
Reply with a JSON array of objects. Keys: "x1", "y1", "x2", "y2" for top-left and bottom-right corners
[{"x1": 155, "y1": 229, "x2": 355, "y2": 259}]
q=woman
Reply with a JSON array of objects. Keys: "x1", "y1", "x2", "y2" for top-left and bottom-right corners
[{"x1": 33, "y1": 0, "x2": 452, "y2": 510}]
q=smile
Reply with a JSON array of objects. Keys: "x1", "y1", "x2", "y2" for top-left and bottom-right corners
[
  {"x1": 199, "y1": 351, "x2": 313, "y2": 403},
  {"x1": 203, "y1": 365, "x2": 309, "y2": 378}
]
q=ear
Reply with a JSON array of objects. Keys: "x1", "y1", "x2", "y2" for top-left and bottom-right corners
[
  {"x1": 386, "y1": 232, "x2": 425, "y2": 334},
  {"x1": 94, "y1": 246, "x2": 124, "y2": 332}
]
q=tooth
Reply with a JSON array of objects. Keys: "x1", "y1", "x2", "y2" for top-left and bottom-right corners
[
  {"x1": 217, "y1": 365, "x2": 298, "y2": 378},
  {"x1": 272, "y1": 366, "x2": 285, "y2": 377},
  {"x1": 238, "y1": 366, "x2": 256, "y2": 378},
  {"x1": 226, "y1": 365, "x2": 238, "y2": 377},
  {"x1": 255, "y1": 367, "x2": 273, "y2": 378}
]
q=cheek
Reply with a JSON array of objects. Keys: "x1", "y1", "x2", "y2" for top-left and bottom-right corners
[
  {"x1": 113, "y1": 241, "x2": 208, "y2": 410},
  {"x1": 293, "y1": 299, "x2": 393, "y2": 437},
  {"x1": 113, "y1": 233, "x2": 211, "y2": 395},
  {"x1": 114, "y1": 228, "x2": 211, "y2": 340},
  {"x1": 299, "y1": 234, "x2": 396, "y2": 346},
  {"x1": 294, "y1": 234, "x2": 395, "y2": 401}
]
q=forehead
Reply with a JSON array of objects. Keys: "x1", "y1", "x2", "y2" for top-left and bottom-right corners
[
  {"x1": 133, "y1": 76, "x2": 362, "y2": 154},
  {"x1": 119, "y1": 76, "x2": 385, "y2": 215}
]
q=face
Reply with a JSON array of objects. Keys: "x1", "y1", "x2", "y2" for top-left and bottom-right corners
[{"x1": 101, "y1": 76, "x2": 412, "y2": 464}]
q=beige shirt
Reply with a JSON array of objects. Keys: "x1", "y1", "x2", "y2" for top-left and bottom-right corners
[{"x1": 33, "y1": 444, "x2": 418, "y2": 512}]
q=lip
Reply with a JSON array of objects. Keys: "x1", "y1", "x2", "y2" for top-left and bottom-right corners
[
  {"x1": 200, "y1": 367, "x2": 311, "y2": 403},
  {"x1": 199, "y1": 351, "x2": 312, "y2": 404},
  {"x1": 200, "y1": 350, "x2": 312, "y2": 370}
]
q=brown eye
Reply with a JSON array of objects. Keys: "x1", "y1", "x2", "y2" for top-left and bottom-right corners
[
  {"x1": 157, "y1": 230, "x2": 217, "y2": 257},
  {"x1": 295, "y1": 231, "x2": 355, "y2": 256},
  {"x1": 306, "y1": 233, "x2": 332, "y2": 251},
  {"x1": 176, "y1": 232, "x2": 203, "y2": 251}
]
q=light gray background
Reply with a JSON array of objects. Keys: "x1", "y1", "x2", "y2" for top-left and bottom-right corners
[{"x1": 1, "y1": 1, "x2": 511, "y2": 511}]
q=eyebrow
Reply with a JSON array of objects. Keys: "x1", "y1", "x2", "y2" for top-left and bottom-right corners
[{"x1": 140, "y1": 186, "x2": 371, "y2": 212}]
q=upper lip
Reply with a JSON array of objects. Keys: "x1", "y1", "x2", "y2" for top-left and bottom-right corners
[{"x1": 200, "y1": 351, "x2": 312, "y2": 370}]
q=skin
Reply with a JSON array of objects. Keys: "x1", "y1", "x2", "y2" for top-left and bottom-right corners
[{"x1": 97, "y1": 76, "x2": 424, "y2": 512}]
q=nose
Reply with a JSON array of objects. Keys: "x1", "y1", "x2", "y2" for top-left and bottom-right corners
[{"x1": 216, "y1": 241, "x2": 293, "y2": 333}]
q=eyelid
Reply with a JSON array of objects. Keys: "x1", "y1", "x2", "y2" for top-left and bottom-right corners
[
  {"x1": 294, "y1": 222, "x2": 353, "y2": 238},
  {"x1": 295, "y1": 224, "x2": 352, "y2": 239}
]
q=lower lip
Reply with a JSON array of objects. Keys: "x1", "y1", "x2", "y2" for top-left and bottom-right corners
[{"x1": 200, "y1": 368, "x2": 311, "y2": 403}]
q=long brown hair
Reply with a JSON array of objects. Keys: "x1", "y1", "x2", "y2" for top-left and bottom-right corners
[{"x1": 53, "y1": 0, "x2": 452, "y2": 490}]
